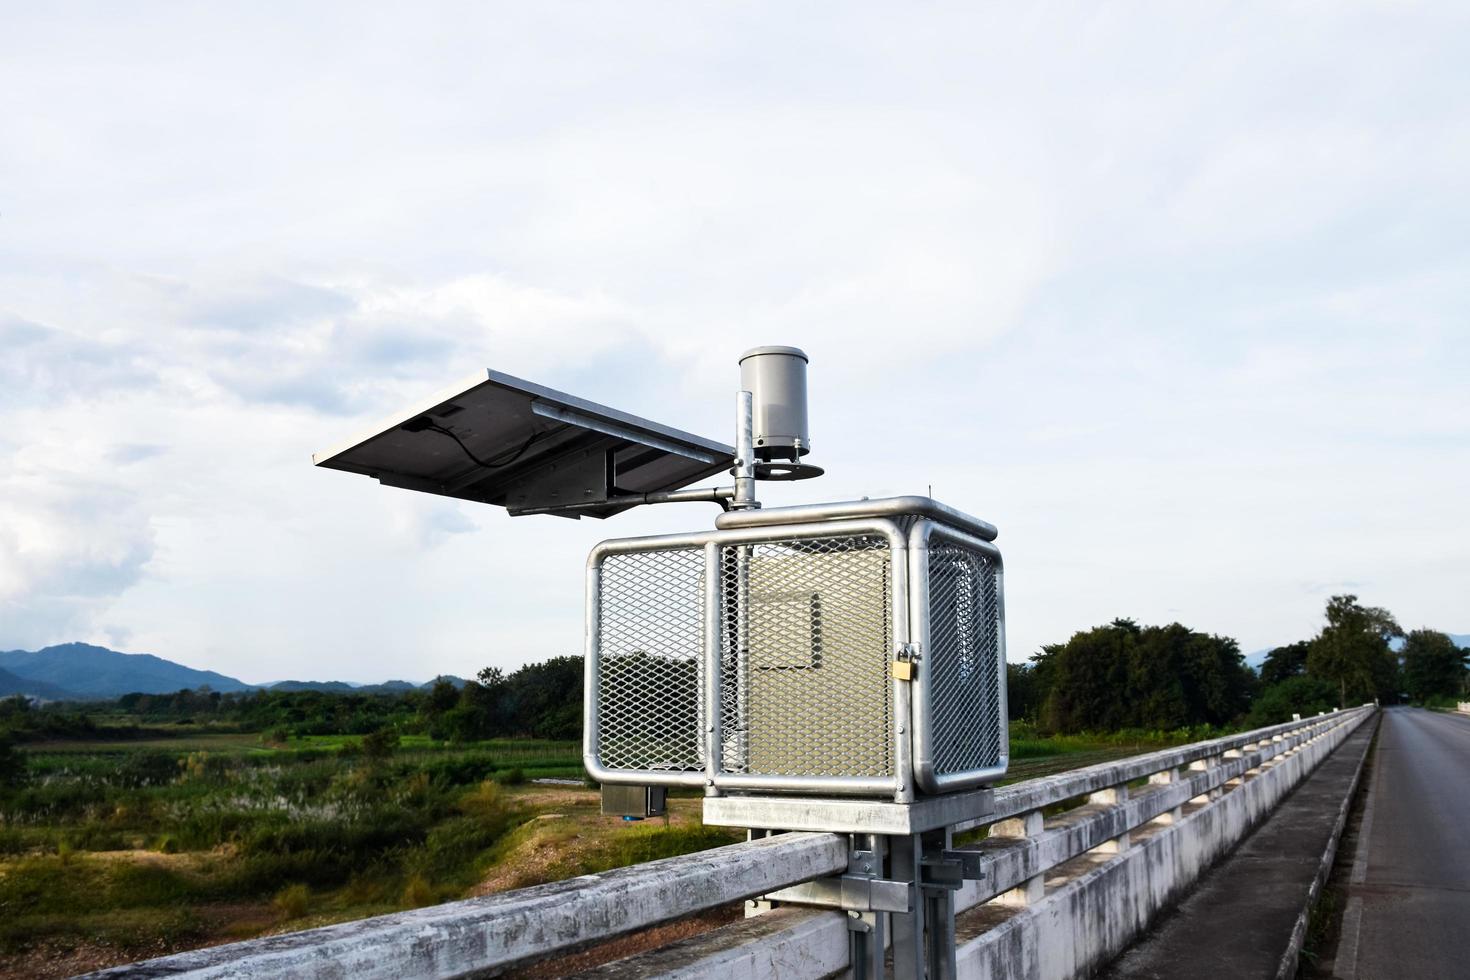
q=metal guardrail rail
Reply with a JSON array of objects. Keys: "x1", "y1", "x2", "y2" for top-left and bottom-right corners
[{"x1": 87, "y1": 708, "x2": 1373, "y2": 980}]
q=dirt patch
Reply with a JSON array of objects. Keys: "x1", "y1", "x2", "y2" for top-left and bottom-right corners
[
  {"x1": 473, "y1": 796, "x2": 709, "y2": 896},
  {"x1": 505, "y1": 787, "x2": 600, "y2": 808},
  {"x1": 0, "y1": 902, "x2": 278, "y2": 980},
  {"x1": 2, "y1": 943, "x2": 124, "y2": 980}
]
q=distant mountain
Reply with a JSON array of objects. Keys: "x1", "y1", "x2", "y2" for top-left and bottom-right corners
[
  {"x1": 266, "y1": 679, "x2": 422, "y2": 695},
  {"x1": 0, "y1": 642, "x2": 480, "y2": 700},
  {"x1": 1450, "y1": 633, "x2": 1469, "y2": 649},
  {"x1": 266, "y1": 680, "x2": 358, "y2": 693},
  {"x1": 0, "y1": 643, "x2": 252, "y2": 698},
  {"x1": 0, "y1": 665, "x2": 81, "y2": 700},
  {"x1": 1245, "y1": 649, "x2": 1271, "y2": 670}
]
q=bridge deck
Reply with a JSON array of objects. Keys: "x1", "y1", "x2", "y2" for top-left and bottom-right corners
[{"x1": 1099, "y1": 716, "x2": 1376, "y2": 980}]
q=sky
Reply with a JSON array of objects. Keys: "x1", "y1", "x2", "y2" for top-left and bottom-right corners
[{"x1": 1, "y1": 2, "x2": 1466, "y2": 684}]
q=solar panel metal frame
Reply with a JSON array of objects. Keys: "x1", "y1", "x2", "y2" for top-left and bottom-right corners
[{"x1": 312, "y1": 369, "x2": 736, "y2": 519}]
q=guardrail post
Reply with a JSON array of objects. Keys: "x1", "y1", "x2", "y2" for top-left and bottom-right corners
[
  {"x1": 993, "y1": 810, "x2": 1045, "y2": 907},
  {"x1": 1147, "y1": 768, "x2": 1182, "y2": 825},
  {"x1": 1222, "y1": 748, "x2": 1245, "y2": 789},
  {"x1": 1089, "y1": 785, "x2": 1130, "y2": 853},
  {"x1": 1188, "y1": 755, "x2": 1220, "y2": 803},
  {"x1": 1242, "y1": 740, "x2": 1264, "y2": 778}
]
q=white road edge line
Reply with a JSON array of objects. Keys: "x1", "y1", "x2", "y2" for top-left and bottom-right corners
[{"x1": 1337, "y1": 897, "x2": 1363, "y2": 980}]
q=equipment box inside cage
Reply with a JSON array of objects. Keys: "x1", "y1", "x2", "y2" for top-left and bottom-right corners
[{"x1": 585, "y1": 497, "x2": 1007, "y2": 800}]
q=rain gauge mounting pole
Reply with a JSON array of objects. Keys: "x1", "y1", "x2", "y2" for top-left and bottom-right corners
[{"x1": 733, "y1": 390, "x2": 758, "y2": 510}]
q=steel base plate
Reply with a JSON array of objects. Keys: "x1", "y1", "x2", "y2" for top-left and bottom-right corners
[{"x1": 702, "y1": 788, "x2": 996, "y2": 835}]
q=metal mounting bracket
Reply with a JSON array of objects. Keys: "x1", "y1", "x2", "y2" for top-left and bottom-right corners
[
  {"x1": 764, "y1": 848, "x2": 913, "y2": 913},
  {"x1": 920, "y1": 848, "x2": 985, "y2": 891}
]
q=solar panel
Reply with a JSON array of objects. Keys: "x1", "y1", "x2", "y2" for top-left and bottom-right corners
[{"x1": 312, "y1": 370, "x2": 735, "y2": 519}]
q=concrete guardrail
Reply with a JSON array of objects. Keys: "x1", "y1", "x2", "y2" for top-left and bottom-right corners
[{"x1": 87, "y1": 706, "x2": 1375, "y2": 980}]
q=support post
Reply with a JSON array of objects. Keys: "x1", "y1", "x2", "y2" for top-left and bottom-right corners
[
  {"x1": 848, "y1": 835, "x2": 888, "y2": 980},
  {"x1": 732, "y1": 390, "x2": 758, "y2": 510},
  {"x1": 1089, "y1": 785, "x2": 1130, "y2": 853},
  {"x1": 1189, "y1": 755, "x2": 1221, "y2": 804},
  {"x1": 890, "y1": 833, "x2": 927, "y2": 980},
  {"x1": 1148, "y1": 768, "x2": 1183, "y2": 825},
  {"x1": 993, "y1": 810, "x2": 1045, "y2": 907},
  {"x1": 703, "y1": 542, "x2": 721, "y2": 798}
]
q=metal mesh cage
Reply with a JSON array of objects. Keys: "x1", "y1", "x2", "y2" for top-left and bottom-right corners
[
  {"x1": 595, "y1": 547, "x2": 706, "y2": 772},
  {"x1": 926, "y1": 540, "x2": 1004, "y2": 777},
  {"x1": 719, "y1": 535, "x2": 894, "y2": 779},
  {"x1": 588, "y1": 508, "x2": 1005, "y2": 796}
]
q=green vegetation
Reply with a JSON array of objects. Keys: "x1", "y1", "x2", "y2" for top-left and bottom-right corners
[
  {"x1": 1011, "y1": 595, "x2": 1467, "y2": 733},
  {"x1": 1306, "y1": 596, "x2": 1402, "y2": 709},
  {"x1": 0, "y1": 597, "x2": 1461, "y2": 974},
  {"x1": 1400, "y1": 629, "x2": 1468, "y2": 704},
  {"x1": 1015, "y1": 619, "x2": 1255, "y2": 734},
  {"x1": 0, "y1": 732, "x2": 583, "y2": 966}
]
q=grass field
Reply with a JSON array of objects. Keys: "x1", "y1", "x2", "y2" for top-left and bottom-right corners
[{"x1": 0, "y1": 724, "x2": 1194, "y2": 978}]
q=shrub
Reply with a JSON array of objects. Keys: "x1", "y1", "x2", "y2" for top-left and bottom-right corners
[
  {"x1": 116, "y1": 751, "x2": 180, "y2": 789},
  {"x1": 499, "y1": 767, "x2": 526, "y2": 786},
  {"x1": 273, "y1": 883, "x2": 310, "y2": 919},
  {"x1": 0, "y1": 734, "x2": 27, "y2": 789},
  {"x1": 582, "y1": 825, "x2": 741, "y2": 875},
  {"x1": 64, "y1": 824, "x2": 129, "y2": 851},
  {"x1": 401, "y1": 873, "x2": 434, "y2": 908},
  {"x1": 418, "y1": 754, "x2": 499, "y2": 787},
  {"x1": 422, "y1": 816, "x2": 507, "y2": 875},
  {"x1": 362, "y1": 729, "x2": 400, "y2": 761},
  {"x1": 0, "y1": 827, "x2": 26, "y2": 855},
  {"x1": 458, "y1": 779, "x2": 502, "y2": 818},
  {"x1": 107, "y1": 861, "x2": 195, "y2": 906},
  {"x1": 1248, "y1": 676, "x2": 1339, "y2": 727}
]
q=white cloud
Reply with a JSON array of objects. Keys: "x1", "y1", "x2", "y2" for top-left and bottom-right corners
[{"x1": 0, "y1": 2, "x2": 1466, "y2": 679}]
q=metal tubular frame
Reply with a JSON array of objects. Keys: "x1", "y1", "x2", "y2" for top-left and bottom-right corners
[
  {"x1": 715, "y1": 495, "x2": 998, "y2": 542},
  {"x1": 584, "y1": 510, "x2": 1005, "y2": 803},
  {"x1": 585, "y1": 517, "x2": 911, "y2": 798},
  {"x1": 908, "y1": 520, "x2": 1009, "y2": 794}
]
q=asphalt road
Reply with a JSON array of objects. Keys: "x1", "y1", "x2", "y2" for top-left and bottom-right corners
[{"x1": 1337, "y1": 707, "x2": 1470, "y2": 980}]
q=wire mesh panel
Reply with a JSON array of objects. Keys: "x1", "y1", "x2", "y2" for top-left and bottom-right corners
[
  {"x1": 587, "y1": 510, "x2": 1003, "y2": 797},
  {"x1": 595, "y1": 547, "x2": 706, "y2": 773},
  {"x1": 926, "y1": 537, "x2": 1005, "y2": 779},
  {"x1": 719, "y1": 535, "x2": 894, "y2": 779}
]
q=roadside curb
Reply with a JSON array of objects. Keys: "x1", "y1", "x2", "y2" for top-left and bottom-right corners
[{"x1": 1274, "y1": 710, "x2": 1380, "y2": 980}]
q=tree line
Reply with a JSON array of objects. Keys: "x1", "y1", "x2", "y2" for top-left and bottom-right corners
[
  {"x1": 1009, "y1": 594, "x2": 1467, "y2": 732},
  {"x1": 3, "y1": 594, "x2": 1463, "y2": 753},
  {"x1": 0, "y1": 656, "x2": 585, "y2": 747}
]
